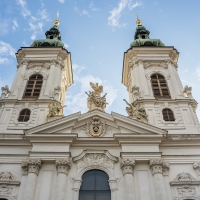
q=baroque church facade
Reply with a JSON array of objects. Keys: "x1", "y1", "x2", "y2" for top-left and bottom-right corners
[{"x1": 0, "y1": 17, "x2": 200, "y2": 200}]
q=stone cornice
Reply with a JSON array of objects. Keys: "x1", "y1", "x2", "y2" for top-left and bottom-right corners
[{"x1": 162, "y1": 134, "x2": 200, "y2": 141}]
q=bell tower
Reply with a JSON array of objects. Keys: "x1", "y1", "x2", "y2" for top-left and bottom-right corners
[
  {"x1": 0, "y1": 18, "x2": 73, "y2": 133},
  {"x1": 122, "y1": 16, "x2": 200, "y2": 134}
]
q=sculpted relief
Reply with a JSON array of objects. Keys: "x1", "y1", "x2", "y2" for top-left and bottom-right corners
[
  {"x1": 80, "y1": 115, "x2": 112, "y2": 137},
  {"x1": 86, "y1": 82, "x2": 108, "y2": 112},
  {"x1": 123, "y1": 99, "x2": 148, "y2": 123}
]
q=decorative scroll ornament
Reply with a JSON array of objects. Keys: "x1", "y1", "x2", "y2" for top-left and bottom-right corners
[
  {"x1": 0, "y1": 185, "x2": 17, "y2": 200},
  {"x1": 123, "y1": 99, "x2": 148, "y2": 123},
  {"x1": 120, "y1": 159, "x2": 135, "y2": 175},
  {"x1": 55, "y1": 159, "x2": 71, "y2": 175},
  {"x1": 174, "y1": 186, "x2": 200, "y2": 200},
  {"x1": 21, "y1": 159, "x2": 42, "y2": 175},
  {"x1": 78, "y1": 153, "x2": 113, "y2": 169},
  {"x1": 0, "y1": 172, "x2": 15, "y2": 182},
  {"x1": 47, "y1": 101, "x2": 65, "y2": 119},
  {"x1": 85, "y1": 82, "x2": 108, "y2": 112}
]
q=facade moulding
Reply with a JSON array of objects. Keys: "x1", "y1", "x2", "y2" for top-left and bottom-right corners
[{"x1": 72, "y1": 150, "x2": 120, "y2": 200}]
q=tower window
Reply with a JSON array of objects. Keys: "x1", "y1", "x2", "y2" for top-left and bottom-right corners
[
  {"x1": 79, "y1": 170, "x2": 111, "y2": 200},
  {"x1": 151, "y1": 73, "x2": 170, "y2": 98},
  {"x1": 162, "y1": 108, "x2": 175, "y2": 121},
  {"x1": 23, "y1": 74, "x2": 43, "y2": 98},
  {"x1": 18, "y1": 109, "x2": 31, "y2": 122}
]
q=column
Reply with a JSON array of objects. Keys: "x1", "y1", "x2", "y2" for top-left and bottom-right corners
[
  {"x1": 55, "y1": 159, "x2": 71, "y2": 200},
  {"x1": 149, "y1": 159, "x2": 168, "y2": 200},
  {"x1": 72, "y1": 179, "x2": 82, "y2": 200},
  {"x1": 120, "y1": 158, "x2": 135, "y2": 200},
  {"x1": 44, "y1": 60, "x2": 56, "y2": 97},
  {"x1": 21, "y1": 159, "x2": 42, "y2": 200}
]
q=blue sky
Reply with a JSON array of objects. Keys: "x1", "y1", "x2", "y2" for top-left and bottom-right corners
[{"x1": 0, "y1": 0, "x2": 200, "y2": 119}]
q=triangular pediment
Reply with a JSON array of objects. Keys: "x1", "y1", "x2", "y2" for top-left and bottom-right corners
[{"x1": 25, "y1": 110, "x2": 167, "y2": 137}]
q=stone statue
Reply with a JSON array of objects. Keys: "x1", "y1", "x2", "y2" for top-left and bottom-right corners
[
  {"x1": 1, "y1": 85, "x2": 10, "y2": 99},
  {"x1": 132, "y1": 85, "x2": 140, "y2": 101},
  {"x1": 183, "y1": 85, "x2": 193, "y2": 99},
  {"x1": 47, "y1": 101, "x2": 65, "y2": 118},
  {"x1": 123, "y1": 99, "x2": 148, "y2": 122},
  {"x1": 86, "y1": 82, "x2": 108, "y2": 112}
]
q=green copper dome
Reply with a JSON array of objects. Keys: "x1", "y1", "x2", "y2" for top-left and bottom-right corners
[
  {"x1": 130, "y1": 24, "x2": 165, "y2": 47},
  {"x1": 31, "y1": 23, "x2": 64, "y2": 48}
]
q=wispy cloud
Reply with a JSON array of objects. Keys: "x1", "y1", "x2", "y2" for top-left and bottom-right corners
[
  {"x1": 0, "y1": 19, "x2": 10, "y2": 35},
  {"x1": 182, "y1": 69, "x2": 188, "y2": 74},
  {"x1": 12, "y1": 19, "x2": 19, "y2": 31},
  {"x1": 38, "y1": 9, "x2": 50, "y2": 21},
  {"x1": 74, "y1": 7, "x2": 90, "y2": 17},
  {"x1": 0, "y1": 41, "x2": 16, "y2": 65},
  {"x1": 108, "y1": 0, "x2": 142, "y2": 27},
  {"x1": 58, "y1": 0, "x2": 65, "y2": 3},
  {"x1": 16, "y1": 0, "x2": 31, "y2": 18},
  {"x1": 90, "y1": 2, "x2": 99, "y2": 11},
  {"x1": 66, "y1": 64, "x2": 117, "y2": 114}
]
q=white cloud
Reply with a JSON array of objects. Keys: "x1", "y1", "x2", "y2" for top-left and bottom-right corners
[
  {"x1": 74, "y1": 7, "x2": 90, "y2": 17},
  {"x1": 31, "y1": 34, "x2": 36, "y2": 40},
  {"x1": 83, "y1": 10, "x2": 90, "y2": 17},
  {"x1": 58, "y1": 0, "x2": 65, "y2": 3},
  {"x1": 108, "y1": 0, "x2": 142, "y2": 27},
  {"x1": 12, "y1": 19, "x2": 19, "y2": 31},
  {"x1": 66, "y1": 64, "x2": 117, "y2": 114},
  {"x1": 0, "y1": 41, "x2": 16, "y2": 65},
  {"x1": 0, "y1": 57, "x2": 9, "y2": 64},
  {"x1": 38, "y1": 9, "x2": 50, "y2": 21},
  {"x1": 16, "y1": 0, "x2": 31, "y2": 18},
  {"x1": 63, "y1": 42, "x2": 69, "y2": 49},
  {"x1": 90, "y1": 2, "x2": 99, "y2": 11},
  {"x1": 0, "y1": 41, "x2": 16, "y2": 57},
  {"x1": 128, "y1": 1, "x2": 142, "y2": 10}
]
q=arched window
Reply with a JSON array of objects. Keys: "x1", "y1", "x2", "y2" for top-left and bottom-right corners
[
  {"x1": 23, "y1": 74, "x2": 43, "y2": 98},
  {"x1": 18, "y1": 109, "x2": 31, "y2": 122},
  {"x1": 151, "y1": 73, "x2": 170, "y2": 98},
  {"x1": 162, "y1": 108, "x2": 175, "y2": 121},
  {"x1": 79, "y1": 170, "x2": 111, "y2": 200}
]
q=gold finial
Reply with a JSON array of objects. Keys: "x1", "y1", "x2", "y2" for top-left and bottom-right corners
[
  {"x1": 136, "y1": 12, "x2": 142, "y2": 25},
  {"x1": 54, "y1": 11, "x2": 60, "y2": 26}
]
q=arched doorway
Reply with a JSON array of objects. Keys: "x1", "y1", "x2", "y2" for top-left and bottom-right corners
[{"x1": 79, "y1": 169, "x2": 111, "y2": 200}]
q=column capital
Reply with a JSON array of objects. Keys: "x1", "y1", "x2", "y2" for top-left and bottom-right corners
[
  {"x1": 21, "y1": 159, "x2": 42, "y2": 175},
  {"x1": 149, "y1": 159, "x2": 169, "y2": 175},
  {"x1": 55, "y1": 159, "x2": 71, "y2": 175},
  {"x1": 120, "y1": 158, "x2": 135, "y2": 175}
]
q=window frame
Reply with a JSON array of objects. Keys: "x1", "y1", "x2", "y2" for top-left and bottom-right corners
[
  {"x1": 151, "y1": 73, "x2": 171, "y2": 99},
  {"x1": 79, "y1": 169, "x2": 111, "y2": 200},
  {"x1": 18, "y1": 108, "x2": 31, "y2": 122},
  {"x1": 23, "y1": 74, "x2": 43, "y2": 99},
  {"x1": 162, "y1": 108, "x2": 175, "y2": 121}
]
